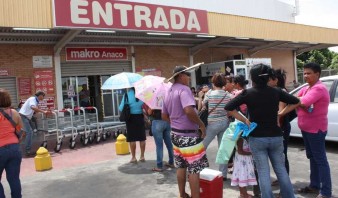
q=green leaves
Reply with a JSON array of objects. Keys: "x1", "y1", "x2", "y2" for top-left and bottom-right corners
[{"x1": 297, "y1": 48, "x2": 338, "y2": 69}]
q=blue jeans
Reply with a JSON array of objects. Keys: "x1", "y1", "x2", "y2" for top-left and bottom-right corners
[
  {"x1": 302, "y1": 131, "x2": 332, "y2": 197},
  {"x1": 203, "y1": 119, "x2": 229, "y2": 177},
  {"x1": 152, "y1": 120, "x2": 174, "y2": 168},
  {"x1": 249, "y1": 137, "x2": 295, "y2": 198},
  {"x1": 21, "y1": 115, "x2": 33, "y2": 153},
  {"x1": 0, "y1": 144, "x2": 22, "y2": 198}
]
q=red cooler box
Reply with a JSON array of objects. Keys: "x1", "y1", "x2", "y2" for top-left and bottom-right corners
[{"x1": 200, "y1": 168, "x2": 223, "y2": 198}]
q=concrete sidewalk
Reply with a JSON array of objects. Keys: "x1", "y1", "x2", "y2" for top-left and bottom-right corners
[{"x1": 3, "y1": 134, "x2": 335, "y2": 198}]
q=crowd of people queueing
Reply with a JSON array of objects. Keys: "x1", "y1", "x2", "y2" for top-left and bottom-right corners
[
  {"x1": 0, "y1": 62, "x2": 332, "y2": 198},
  {"x1": 118, "y1": 62, "x2": 332, "y2": 198}
]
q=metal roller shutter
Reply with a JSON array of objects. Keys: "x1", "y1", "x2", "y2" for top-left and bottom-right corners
[
  {"x1": 61, "y1": 61, "x2": 132, "y2": 76},
  {"x1": 0, "y1": 77, "x2": 18, "y2": 107}
]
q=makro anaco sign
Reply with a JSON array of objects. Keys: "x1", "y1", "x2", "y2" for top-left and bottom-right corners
[
  {"x1": 66, "y1": 47, "x2": 128, "y2": 61},
  {"x1": 53, "y1": 0, "x2": 209, "y2": 34}
]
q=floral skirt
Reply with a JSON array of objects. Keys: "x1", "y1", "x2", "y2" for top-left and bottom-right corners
[{"x1": 231, "y1": 152, "x2": 257, "y2": 187}]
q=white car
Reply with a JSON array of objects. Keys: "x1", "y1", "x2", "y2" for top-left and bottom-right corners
[{"x1": 289, "y1": 75, "x2": 338, "y2": 142}]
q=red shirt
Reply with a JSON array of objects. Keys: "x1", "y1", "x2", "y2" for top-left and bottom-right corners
[{"x1": 0, "y1": 109, "x2": 19, "y2": 147}]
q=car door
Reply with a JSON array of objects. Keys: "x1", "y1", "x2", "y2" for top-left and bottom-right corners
[
  {"x1": 327, "y1": 80, "x2": 338, "y2": 141},
  {"x1": 289, "y1": 79, "x2": 336, "y2": 140}
]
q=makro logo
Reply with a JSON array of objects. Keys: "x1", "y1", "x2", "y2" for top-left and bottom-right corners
[
  {"x1": 71, "y1": 49, "x2": 101, "y2": 58},
  {"x1": 66, "y1": 47, "x2": 127, "y2": 61}
]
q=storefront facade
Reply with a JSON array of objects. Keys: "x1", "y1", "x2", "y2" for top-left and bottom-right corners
[{"x1": 1, "y1": 0, "x2": 338, "y2": 115}]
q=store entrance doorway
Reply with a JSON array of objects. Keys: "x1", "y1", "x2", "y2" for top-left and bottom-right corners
[{"x1": 62, "y1": 75, "x2": 122, "y2": 121}]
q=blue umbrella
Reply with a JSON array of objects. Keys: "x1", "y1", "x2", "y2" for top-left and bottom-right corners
[{"x1": 101, "y1": 72, "x2": 143, "y2": 90}]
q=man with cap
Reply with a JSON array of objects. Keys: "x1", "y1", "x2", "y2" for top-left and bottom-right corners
[
  {"x1": 162, "y1": 66, "x2": 209, "y2": 198},
  {"x1": 19, "y1": 91, "x2": 49, "y2": 156}
]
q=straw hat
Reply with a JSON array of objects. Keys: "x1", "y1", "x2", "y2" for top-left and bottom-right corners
[{"x1": 165, "y1": 62, "x2": 204, "y2": 82}]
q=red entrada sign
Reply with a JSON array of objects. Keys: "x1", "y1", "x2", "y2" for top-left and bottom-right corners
[
  {"x1": 66, "y1": 47, "x2": 128, "y2": 61},
  {"x1": 53, "y1": 0, "x2": 208, "y2": 34}
]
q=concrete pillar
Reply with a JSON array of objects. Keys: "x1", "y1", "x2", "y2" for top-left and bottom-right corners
[
  {"x1": 54, "y1": 53, "x2": 63, "y2": 110},
  {"x1": 190, "y1": 54, "x2": 197, "y2": 88},
  {"x1": 131, "y1": 46, "x2": 136, "y2": 73}
]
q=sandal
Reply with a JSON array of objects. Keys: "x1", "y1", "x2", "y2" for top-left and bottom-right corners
[
  {"x1": 129, "y1": 159, "x2": 138, "y2": 164},
  {"x1": 228, "y1": 167, "x2": 233, "y2": 174},
  {"x1": 152, "y1": 167, "x2": 163, "y2": 172},
  {"x1": 297, "y1": 186, "x2": 319, "y2": 194},
  {"x1": 139, "y1": 158, "x2": 146, "y2": 162},
  {"x1": 164, "y1": 162, "x2": 175, "y2": 168},
  {"x1": 178, "y1": 193, "x2": 191, "y2": 198},
  {"x1": 271, "y1": 180, "x2": 279, "y2": 186}
]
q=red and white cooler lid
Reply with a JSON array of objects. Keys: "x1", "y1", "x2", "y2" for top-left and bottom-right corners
[{"x1": 200, "y1": 168, "x2": 222, "y2": 181}]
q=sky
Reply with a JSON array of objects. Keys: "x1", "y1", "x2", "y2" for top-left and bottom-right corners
[{"x1": 280, "y1": 0, "x2": 338, "y2": 52}]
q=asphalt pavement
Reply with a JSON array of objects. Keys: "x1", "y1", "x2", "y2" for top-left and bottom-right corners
[{"x1": 2, "y1": 133, "x2": 337, "y2": 198}]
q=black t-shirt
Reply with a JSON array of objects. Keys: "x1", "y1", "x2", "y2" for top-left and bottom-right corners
[{"x1": 224, "y1": 86, "x2": 299, "y2": 137}]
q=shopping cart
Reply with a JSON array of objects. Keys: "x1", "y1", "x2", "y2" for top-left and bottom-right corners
[
  {"x1": 73, "y1": 107, "x2": 95, "y2": 146},
  {"x1": 37, "y1": 109, "x2": 78, "y2": 152},
  {"x1": 36, "y1": 112, "x2": 58, "y2": 148},
  {"x1": 83, "y1": 107, "x2": 126, "y2": 142},
  {"x1": 54, "y1": 109, "x2": 78, "y2": 152}
]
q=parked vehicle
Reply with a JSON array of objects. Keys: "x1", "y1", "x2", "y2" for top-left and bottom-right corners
[{"x1": 289, "y1": 75, "x2": 338, "y2": 142}]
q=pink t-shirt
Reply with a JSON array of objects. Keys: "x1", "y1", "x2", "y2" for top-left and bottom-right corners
[
  {"x1": 234, "y1": 89, "x2": 247, "y2": 115},
  {"x1": 297, "y1": 81, "x2": 330, "y2": 133}
]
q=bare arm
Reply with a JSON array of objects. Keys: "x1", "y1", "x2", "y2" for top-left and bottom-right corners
[
  {"x1": 184, "y1": 106, "x2": 206, "y2": 138},
  {"x1": 279, "y1": 101, "x2": 286, "y2": 112},
  {"x1": 279, "y1": 102, "x2": 301, "y2": 117},
  {"x1": 197, "y1": 91, "x2": 204, "y2": 111},
  {"x1": 227, "y1": 110, "x2": 250, "y2": 127},
  {"x1": 31, "y1": 106, "x2": 47, "y2": 114},
  {"x1": 146, "y1": 108, "x2": 153, "y2": 116},
  {"x1": 11, "y1": 110, "x2": 23, "y2": 129},
  {"x1": 161, "y1": 113, "x2": 170, "y2": 122}
]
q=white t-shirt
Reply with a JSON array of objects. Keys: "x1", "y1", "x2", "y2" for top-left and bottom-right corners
[{"x1": 19, "y1": 96, "x2": 38, "y2": 119}]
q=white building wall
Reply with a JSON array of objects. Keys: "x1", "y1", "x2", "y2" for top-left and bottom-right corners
[{"x1": 120, "y1": 0, "x2": 296, "y2": 23}]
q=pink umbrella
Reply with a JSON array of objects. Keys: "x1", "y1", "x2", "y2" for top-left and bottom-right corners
[{"x1": 134, "y1": 75, "x2": 172, "y2": 110}]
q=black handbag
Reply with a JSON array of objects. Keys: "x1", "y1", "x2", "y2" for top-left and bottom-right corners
[
  {"x1": 119, "y1": 93, "x2": 131, "y2": 122},
  {"x1": 198, "y1": 104, "x2": 209, "y2": 127}
]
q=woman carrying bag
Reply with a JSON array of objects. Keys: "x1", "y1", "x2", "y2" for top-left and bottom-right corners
[
  {"x1": 0, "y1": 88, "x2": 23, "y2": 198},
  {"x1": 119, "y1": 88, "x2": 146, "y2": 164},
  {"x1": 202, "y1": 73, "x2": 233, "y2": 180}
]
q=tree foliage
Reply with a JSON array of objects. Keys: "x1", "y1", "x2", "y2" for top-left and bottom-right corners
[{"x1": 297, "y1": 48, "x2": 338, "y2": 69}]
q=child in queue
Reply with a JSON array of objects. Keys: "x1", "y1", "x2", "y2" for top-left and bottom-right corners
[{"x1": 231, "y1": 137, "x2": 257, "y2": 198}]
